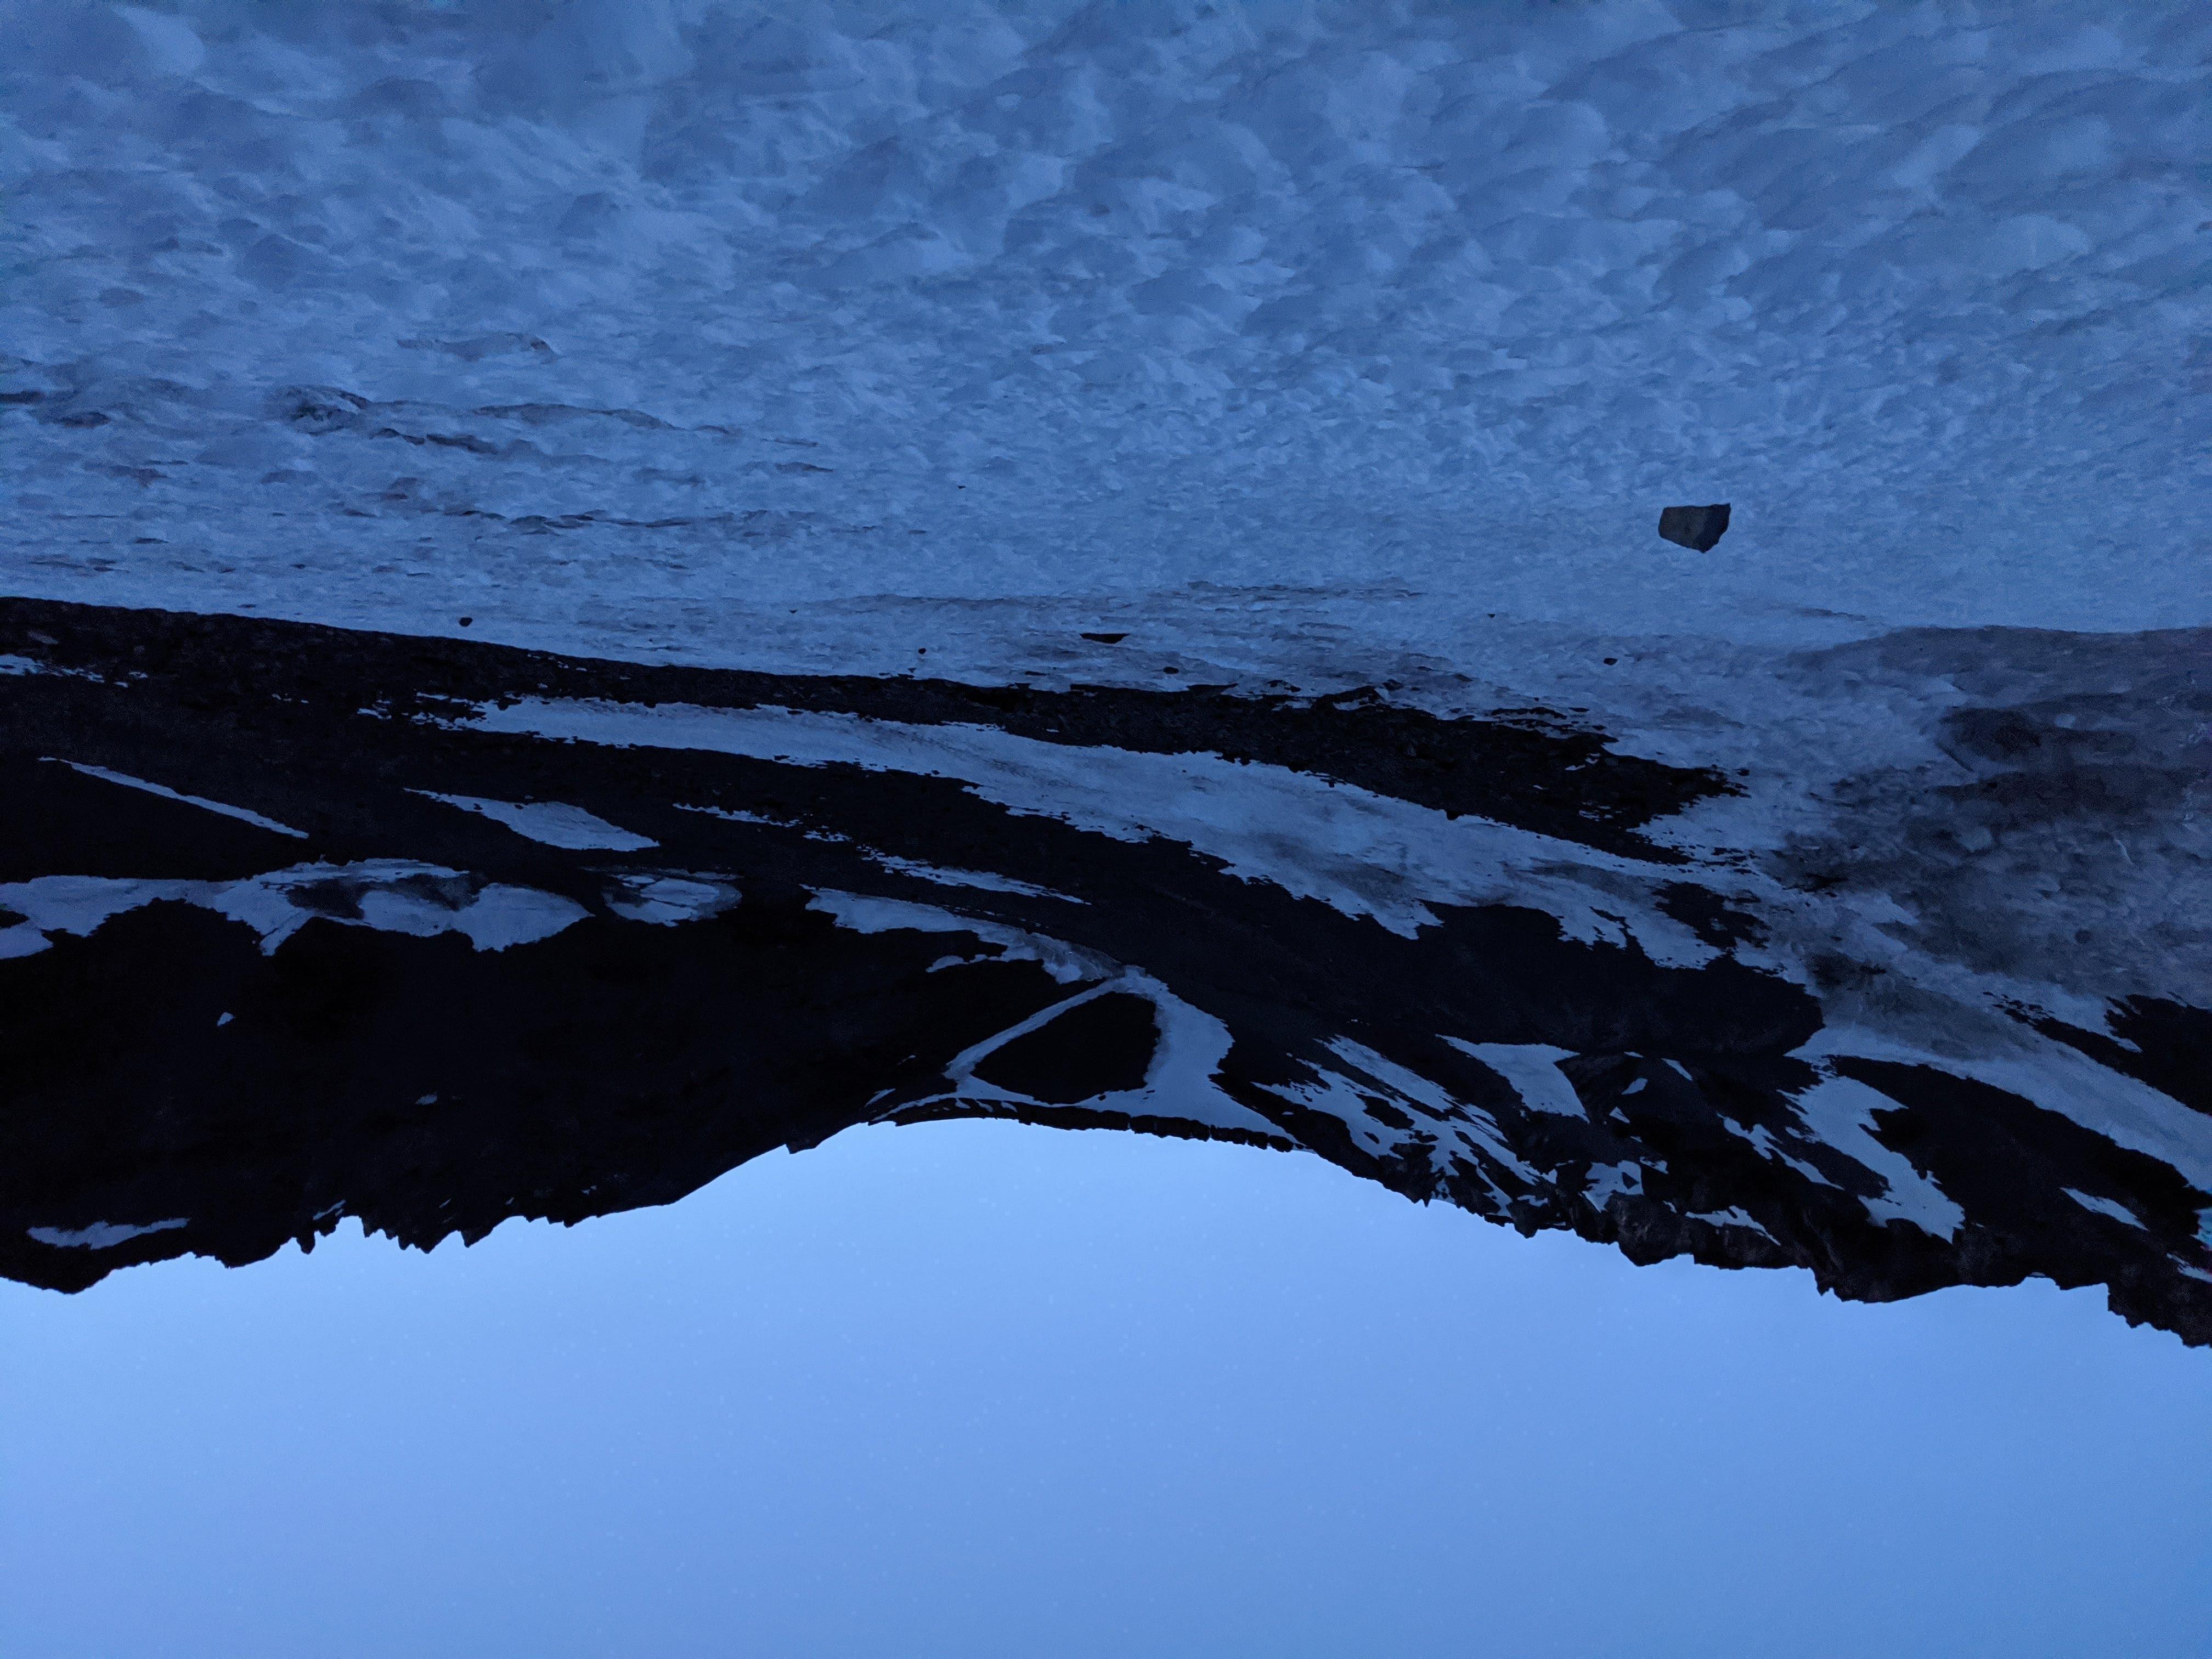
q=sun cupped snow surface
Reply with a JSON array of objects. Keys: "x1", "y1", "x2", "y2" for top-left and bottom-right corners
[{"x1": 4, "y1": 0, "x2": 2207, "y2": 668}]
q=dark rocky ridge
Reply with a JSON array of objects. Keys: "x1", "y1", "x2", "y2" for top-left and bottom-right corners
[{"x1": 2, "y1": 596, "x2": 2207, "y2": 1344}]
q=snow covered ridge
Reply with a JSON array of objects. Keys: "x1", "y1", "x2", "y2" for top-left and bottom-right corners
[
  {"x1": 2, "y1": 599, "x2": 2207, "y2": 1344},
  {"x1": 3, "y1": 0, "x2": 2208, "y2": 657}
]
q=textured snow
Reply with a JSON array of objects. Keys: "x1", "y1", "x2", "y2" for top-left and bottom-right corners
[{"x1": 3, "y1": 0, "x2": 2205, "y2": 674}]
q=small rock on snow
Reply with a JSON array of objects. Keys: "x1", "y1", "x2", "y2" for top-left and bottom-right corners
[{"x1": 1658, "y1": 504, "x2": 1731, "y2": 551}]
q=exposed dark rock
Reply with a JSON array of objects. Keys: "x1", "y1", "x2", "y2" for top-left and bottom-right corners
[
  {"x1": 970, "y1": 994, "x2": 1160, "y2": 1104},
  {"x1": 1655, "y1": 881, "x2": 1767, "y2": 950}
]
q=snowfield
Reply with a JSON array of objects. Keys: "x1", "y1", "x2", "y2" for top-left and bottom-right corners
[{"x1": 3, "y1": 0, "x2": 2205, "y2": 665}]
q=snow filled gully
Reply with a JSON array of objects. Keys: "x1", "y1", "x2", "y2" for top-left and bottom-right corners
[{"x1": 2, "y1": 596, "x2": 2208, "y2": 1345}]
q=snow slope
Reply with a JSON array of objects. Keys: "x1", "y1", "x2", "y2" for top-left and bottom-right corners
[{"x1": 4, "y1": 0, "x2": 2208, "y2": 672}]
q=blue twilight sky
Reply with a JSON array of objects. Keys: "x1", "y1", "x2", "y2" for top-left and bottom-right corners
[{"x1": 4, "y1": 1119, "x2": 2209, "y2": 1659}]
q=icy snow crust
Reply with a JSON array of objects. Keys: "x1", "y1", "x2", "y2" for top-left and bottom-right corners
[{"x1": 4, "y1": 0, "x2": 2208, "y2": 672}]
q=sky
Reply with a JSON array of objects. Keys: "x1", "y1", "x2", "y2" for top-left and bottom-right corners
[{"x1": 5, "y1": 1120, "x2": 2211, "y2": 1659}]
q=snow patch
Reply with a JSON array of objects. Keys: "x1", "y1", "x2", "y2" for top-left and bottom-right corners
[
  {"x1": 464, "y1": 696, "x2": 1715, "y2": 955},
  {"x1": 805, "y1": 888, "x2": 1113, "y2": 986},
  {"x1": 1584, "y1": 1163, "x2": 1644, "y2": 1206},
  {"x1": 1447, "y1": 1040, "x2": 1587, "y2": 1118},
  {"x1": 865, "y1": 853, "x2": 1079, "y2": 903},
  {"x1": 0, "y1": 863, "x2": 588, "y2": 956},
  {"x1": 883, "y1": 947, "x2": 1289, "y2": 1144},
  {"x1": 1785, "y1": 1071, "x2": 1966, "y2": 1240},
  {"x1": 29, "y1": 1218, "x2": 188, "y2": 1250},
  {"x1": 2062, "y1": 1189, "x2": 2141, "y2": 1229},
  {"x1": 50, "y1": 760, "x2": 307, "y2": 839},
  {"x1": 1797, "y1": 1026, "x2": 2212, "y2": 1197},
  {"x1": 1686, "y1": 1207, "x2": 1774, "y2": 1240},
  {"x1": 1323, "y1": 1036, "x2": 1536, "y2": 1182},
  {"x1": 602, "y1": 873, "x2": 740, "y2": 926},
  {"x1": 415, "y1": 792, "x2": 656, "y2": 851}
]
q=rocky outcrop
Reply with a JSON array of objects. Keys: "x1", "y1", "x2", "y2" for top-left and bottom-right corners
[{"x1": 2, "y1": 597, "x2": 2206, "y2": 1341}]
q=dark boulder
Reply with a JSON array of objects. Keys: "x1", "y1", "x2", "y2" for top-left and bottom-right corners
[{"x1": 1658, "y1": 503, "x2": 1731, "y2": 551}]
